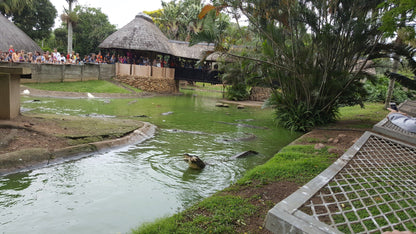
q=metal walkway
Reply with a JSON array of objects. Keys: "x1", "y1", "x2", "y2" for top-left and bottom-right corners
[{"x1": 265, "y1": 131, "x2": 416, "y2": 233}]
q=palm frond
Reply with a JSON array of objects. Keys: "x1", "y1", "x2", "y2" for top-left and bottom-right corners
[{"x1": 385, "y1": 72, "x2": 416, "y2": 90}]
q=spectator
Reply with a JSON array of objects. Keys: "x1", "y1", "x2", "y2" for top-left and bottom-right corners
[
  {"x1": 12, "y1": 51, "x2": 19, "y2": 63},
  {"x1": 96, "y1": 52, "x2": 103, "y2": 63},
  {"x1": 52, "y1": 48, "x2": 61, "y2": 62},
  {"x1": 8, "y1": 45, "x2": 15, "y2": 53},
  {"x1": 110, "y1": 54, "x2": 116, "y2": 64},
  {"x1": 27, "y1": 52, "x2": 34, "y2": 63}
]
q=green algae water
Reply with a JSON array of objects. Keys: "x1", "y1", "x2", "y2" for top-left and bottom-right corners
[{"x1": 0, "y1": 93, "x2": 301, "y2": 233}]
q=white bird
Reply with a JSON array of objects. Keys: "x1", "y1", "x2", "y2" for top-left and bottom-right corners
[
  {"x1": 87, "y1": 93, "x2": 95, "y2": 98},
  {"x1": 22, "y1": 89, "x2": 30, "y2": 95}
]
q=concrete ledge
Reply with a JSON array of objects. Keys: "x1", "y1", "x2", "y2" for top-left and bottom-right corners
[
  {"x1": 372, "y1": 118, "x2": 416, "y2": 145},
  {"x1": 0, "y1": 122, "x2": 156, "y2": 176}
]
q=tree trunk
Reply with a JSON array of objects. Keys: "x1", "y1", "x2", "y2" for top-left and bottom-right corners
[
  {"x1": 384, "y1": 36, "x2": 402, "y2": 109},
  {"x1": 384, "y1": 57, "x2": 399, "y2": 108},
  {"x1": 67, "y1": 1, "x2": 73, "y2": 54}
]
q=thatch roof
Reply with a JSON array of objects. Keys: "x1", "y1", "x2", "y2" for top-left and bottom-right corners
[
  {"x1": 169, "y1": 40, "x2": 218, "y2": 61},
  {"x1": 0, "y1": 14, "x2": 42, "y2": 52},
  {"x1": 99, "y1": 13, "x2": 224, "y2": 61},
  {"x1": 99, "y1": 13, "x2": 173, "y2": 54}
]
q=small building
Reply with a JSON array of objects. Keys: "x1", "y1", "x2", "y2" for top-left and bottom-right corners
[
  {"x1": 0, "y1": 14, "x2": 42, "y2": 52},
  {"x1": 98, "y1": 13, "x2": 221, "y2": 93}
]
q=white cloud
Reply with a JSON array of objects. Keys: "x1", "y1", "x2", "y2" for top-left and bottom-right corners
[{"x1": 49, "y1": 0, "x2": 162, "y2": 29}]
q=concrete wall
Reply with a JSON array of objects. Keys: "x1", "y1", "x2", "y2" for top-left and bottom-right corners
[
  {"x1": 0, "y1": 62, "x2": 177, "y2": 94},
  {"x1": 0, "y1": 73, "x2": 21, "y2": 119},
  {"x1": 0, "y1": 62, "x2": 115, "y2": 83}
]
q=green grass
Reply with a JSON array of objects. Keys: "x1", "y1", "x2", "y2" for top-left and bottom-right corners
[
  {"x1": 237, "y1": 145, "x2": 338, "y2": 185},
  {"x1": 24, "y1": 80, "x2": 132, "y2": 93},
  {"x1": 134, "y1": 195, "x2": 257, "y2": 234},
  {"x1": 338, "y1": 102, "x2": 388, "y2": 125},
  {"x1": 195, "y1": 82, "x2": 225, "y2": 91}
]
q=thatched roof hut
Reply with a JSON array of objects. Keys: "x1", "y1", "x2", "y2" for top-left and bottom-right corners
[
  {"x1": 99, "y1": 13, "x2": 173, "y2": 55},
  {"x1": 99, "y1": 13, "x2": 221, "y2": 62},
  {"x1": 0, "y1": 14, "x2": 42, "y2": 52},
  {"x1": 169, "y1": 40, "x2": 217, "y2": 61}
]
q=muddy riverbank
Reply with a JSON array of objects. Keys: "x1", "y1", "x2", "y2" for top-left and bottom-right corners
[{"x1": 0, "y1": 114, "x2": 156, "y2": 175}]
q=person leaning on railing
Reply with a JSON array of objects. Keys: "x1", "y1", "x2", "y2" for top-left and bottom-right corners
[{"x1": 387, "y1": 108, "x2": 416, "y2": 133}]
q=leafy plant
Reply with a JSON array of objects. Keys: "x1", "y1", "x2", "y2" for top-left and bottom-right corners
[
  {"x1": 364, "y1": 75, "x2": 416, "y2": 103},
  {"x1": 198, "y1": 0, "x2": 385, "y2": 131}
]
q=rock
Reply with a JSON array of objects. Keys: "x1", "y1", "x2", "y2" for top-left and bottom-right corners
[
  {"x1": 328, "y1": 138, "x2": 334, "y2": 143},
  {"x1": 338, "y1": 134, "x2": 347, "y2": 138},
  {"x1": 230, "y1": 150, "x2": 258, "y2": 159},
  {"x1": 328, "y1": 148, "x2": 339, "y2": 154},
  {"x1": 161, "y1": 111, "x2": 174, "y2": 116},
  {"x1": 237, "y1": 105, "x2": 245, "y2": 109},
  {"x1": 314, "y1": 143, "x2": 325, "y2": 150},
  {"x1": 128, "y1": 100, "x2": 137, "y2": 105},
  {"x1": 215, "y1": 103, "x2": 229, "y2": 108},
  {"x1": 333, "y1": 138, "x2": 339, "y2": 144}
]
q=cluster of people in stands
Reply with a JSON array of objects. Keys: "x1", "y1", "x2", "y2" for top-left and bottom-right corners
[
  {"x1": 0, "y1": 45, "x2": 214, "y2": 71},
  {"x1": 0, "y1": 45, "x2": 117, "y2": 65}
]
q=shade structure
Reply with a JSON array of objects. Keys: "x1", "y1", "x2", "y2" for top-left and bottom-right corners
[
  {"x1": 169, "y1": 40, "x2": 217, "y2": 61},
  {"x1": 99, "y1": 13, "x2": 174, "y2": 55},
  {"x1": 0, "y1": 14, "x2": 42, "y2": 52}
]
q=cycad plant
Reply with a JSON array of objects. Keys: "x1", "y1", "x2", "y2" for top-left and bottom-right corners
[{"x1": 198, "y1": 0, "x2": 384, "y2": 131}]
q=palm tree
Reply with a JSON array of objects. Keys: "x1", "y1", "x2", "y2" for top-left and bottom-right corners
[
  {"x1": 65, "y1": 0, "x2": 77, "y2": 54},
  {"x1": 0, "y1": 0, "x2": 32, "y2": 15}
]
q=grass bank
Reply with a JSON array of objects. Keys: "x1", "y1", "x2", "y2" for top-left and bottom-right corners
[{"x1": 131, "y1": 103, "x2": 388, "y2": 234}]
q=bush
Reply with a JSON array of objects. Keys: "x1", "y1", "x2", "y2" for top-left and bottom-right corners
[
  {"x1": 364, "y1": 76, "x2": 416, "y2": 103},
  {"x1": 225, "y1": 83, "x2": 249, "y2": 101}
]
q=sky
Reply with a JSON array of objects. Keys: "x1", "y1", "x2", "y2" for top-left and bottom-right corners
[{"x1": 49, "y1": 0, "x2": 163, "y2": 29}]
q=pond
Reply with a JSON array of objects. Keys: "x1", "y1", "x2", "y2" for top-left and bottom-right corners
[{"x1": 0, "y1": 92, "x2": 301, "y2": 233}]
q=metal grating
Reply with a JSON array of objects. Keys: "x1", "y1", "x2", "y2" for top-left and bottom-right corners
[{"x1": 300, "y1": 134, "x2": 416, "y2": 233}]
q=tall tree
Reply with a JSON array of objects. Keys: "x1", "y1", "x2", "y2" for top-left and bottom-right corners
[
  {"x1": 0, "y1": 0, "x2": 32, "y2": 15},
  {"x1": 72, "y1": 5, "x2": 116, "y2": 56},
  {"x1": 7, "y1": 0, "x2": 57, "y2": 41},
  {"x1": 157, "y1": 0, "x2": 204, "y2": 41},
  {"x1": 63, "y1": 0, "x2": 77, "y2": 54},
  {"x1": 197, "y1": 0, "x2": 385, "y2": 131},
  {"x1": 377, "y1": 0, "x2": 416, "y2": 108}
]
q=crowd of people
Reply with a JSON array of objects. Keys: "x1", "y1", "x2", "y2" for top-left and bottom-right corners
[
  {"x1": 0, "y1": 45, "x2": 214, "y2": 70},
  {"x1": 0, "y1": 45, "x2": 118, "y2": 65}
]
